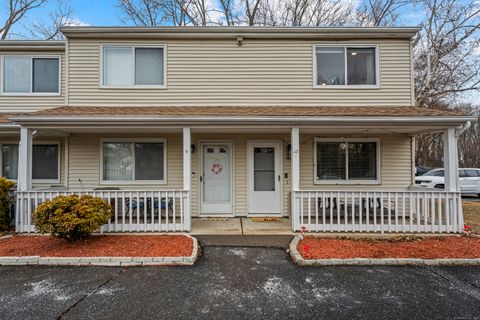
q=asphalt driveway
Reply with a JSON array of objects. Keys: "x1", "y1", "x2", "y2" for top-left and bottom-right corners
[{"x1": 1, "y1": 247, "x2": 480, "y2": 320}]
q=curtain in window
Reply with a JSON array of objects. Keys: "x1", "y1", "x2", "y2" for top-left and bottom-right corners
[
  {"x1": 3, "y1": 57, "x2": 31, "y2": 93},
  {"x1": 103, "y1": 143, "x2": 133, "y2": 181},
  {"x1": 316, "y1": 47, "x2": 345, "y2": 85},
  {"x1": 348, "y1": 142, "x2": 377, "y2": 179},
  {"x1": 33, "y1": 58, "x2": 59, "y2": 92},
  {"x1": 316, "y1": 142, "x2": 346, "y2": 180},
  {"x1": 103, "y1": 47, "x2": 134, "y2": 86},
  {"x1": 347, "y1": 48, "x2": 376, "y2": 85},
  {"x1": 2, "y1": 144, "x2": 18, "y2": 180},
  {"x1": 135, "y1": 48, "x2": 164, "y2": 85},
  {"x1": 135, "y1": 143, "x2": 164, "y2": 180},
  {"x1": 32, "y1": 145, "x2": 59, "y2": 180}
]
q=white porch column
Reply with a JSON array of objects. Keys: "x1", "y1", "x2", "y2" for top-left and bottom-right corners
[
  {"x1": 291, "y1": 127, "x2": 300, "y2": 231},
  {"x1": 443, "y1": 128, "x2": 459, "y2": 192},
  {"x1": 183, "y1": 128, "x2": 191, "y2": 230},
  {"x1": 18, "y1": 127, "x2": 33, "y2": 191}
]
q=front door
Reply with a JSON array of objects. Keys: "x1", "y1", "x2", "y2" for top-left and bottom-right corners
[
  {"x1": 247, "y1": 141, "x2": 282, "y2": 215},
  {"x1": 200, "y1": 143, "x2": 233, "y2": 215}
]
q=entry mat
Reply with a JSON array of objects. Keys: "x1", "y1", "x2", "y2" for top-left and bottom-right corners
[{"x1": 251, "y1": 217, "x2": 283, "y2": 223}]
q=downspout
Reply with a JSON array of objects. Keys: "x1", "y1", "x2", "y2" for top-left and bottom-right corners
[{"x1": 455, "y1": 121, "x2": 471, "y2": 138}]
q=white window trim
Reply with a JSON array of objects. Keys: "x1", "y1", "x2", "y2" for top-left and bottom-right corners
[
  {"x1": 0, "y1": 141, "x2": 61, "y2": 184},
  {"x1": 99, "y1": 44, "x2": 167, "y2": 89},
  {"x1": 0, "y1": 55, "x2": 61, "y2": 96},
  {"x1": 312, "y1": 44, "x2": 380, "y2": 89},
  {"x1": 99, "y1": 138, "x2": 168, "y2": 185},
  {"x1": 32, "y1": 141, "x2": 62, "y2": 184},
  {"x1": 313, "y1": 137, "x2": 381, "y2": 185}
]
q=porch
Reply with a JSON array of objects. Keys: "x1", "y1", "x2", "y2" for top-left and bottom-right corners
[{"x1": 9, "y1": 106, "x2": 474, "y2": 234}]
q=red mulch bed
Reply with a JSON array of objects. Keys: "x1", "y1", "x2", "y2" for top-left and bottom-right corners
[
  {"x1": 298, "y1": 236, "x2": 480, "y2": 259},
  {"x1": 0, "y1": 235, "x2": 193, "y2": 257}
]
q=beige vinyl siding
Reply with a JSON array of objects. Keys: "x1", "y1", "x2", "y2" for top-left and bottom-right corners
[
  {"x1": 0, "y1": 137, "x2": 66, "y2": 188},
  {"x1": 67, "y1": 39, "x2": 413, "y2": 106},
  {"x1": 65, "y1": 132, "x2": 413, "y2": 217},
  {"x1": 300, "y1": 134, "x2": 413, "y2": 190},
  {"x1": 0, "y1": 51, "x2": 66, "y2": 112},
  {"x1": 68, "y1": 134, "x2": 183, "y2": 190}
]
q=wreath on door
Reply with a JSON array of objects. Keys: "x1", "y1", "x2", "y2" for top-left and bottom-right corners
[{"x1": 211, "y1": 161, "x2": 224, "y2": 175}]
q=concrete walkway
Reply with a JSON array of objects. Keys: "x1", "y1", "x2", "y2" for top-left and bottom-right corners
[
  {"x1": 191, "y1": 217, "x2": 294, "y2": 235},
  {"x1": 1, "y1": 247, "x2": 480, "y2": 319}
]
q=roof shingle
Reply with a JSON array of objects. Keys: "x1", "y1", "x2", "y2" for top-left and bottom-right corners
[{"x1": 21, "y1": 106, "x2": 466, "y2": 118}]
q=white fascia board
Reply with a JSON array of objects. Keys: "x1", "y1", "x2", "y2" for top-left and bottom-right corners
[{"x1": 9, "y1": 115, "x2": 477, "y2": 125}]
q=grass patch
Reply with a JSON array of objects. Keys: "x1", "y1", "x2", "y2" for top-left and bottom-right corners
[{"x1": 463, "y1": 201, "x2": 480, "y2": 234}]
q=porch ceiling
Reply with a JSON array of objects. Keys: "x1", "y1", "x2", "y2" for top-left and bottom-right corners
[{"x1": 7, "y1": 106, "x2": 476, "y2": 135}]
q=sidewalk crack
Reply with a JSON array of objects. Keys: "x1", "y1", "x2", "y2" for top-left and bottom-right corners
[{"x1": 57, "y1": 268, "x2": 126, "y2": 320}]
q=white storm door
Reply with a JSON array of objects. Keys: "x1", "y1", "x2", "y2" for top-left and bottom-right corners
[
  {"x1": 200, "y1": 143, "x2": 233, "y2": 215},
  {"x1": 247, "y1": 141, "x2": 282, "y2": 215}
]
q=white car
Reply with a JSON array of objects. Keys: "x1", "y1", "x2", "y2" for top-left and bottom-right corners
[{"x1": 415, "y1": 168, "x2": 480, "y2": 196}]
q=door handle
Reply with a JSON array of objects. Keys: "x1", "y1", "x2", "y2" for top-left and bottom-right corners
[{"x1": 278, "y1": 175, "x2": 281, "y2": 182}]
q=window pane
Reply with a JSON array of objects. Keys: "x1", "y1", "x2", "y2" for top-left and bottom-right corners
[
  {"x1": 103, "y1": 47, "x2": 134, "y2": 86},
  {"x1": 33, "y1": 58, "x2": 59, "y2": 92},
  {"x1": 459, "y1": 170, "x2": 466, "y2": 178},
  {"x1": 103, "y1": 143, "x2": 133, "y2": 181},
  {"x1": 32, "y1": 145, "x2": 59, "y2": 180},
  {"x1": 135, "y1": 48, "x2": 164, "y2": 85},
  {"x1": 348, "y1": 142, "x2": 377, "y2": 180},
  {"x1": 347, "y1": 48, "x2": 376, "y2": 85},
  {"x1": 2, "y1": 144, "x2": 18, "y2": 180},
  {"x1": 316, "y1": 142, "x2": 346, "y2": 180},
  {"x1": 316, "y1": 47, "x2": 345, "y2": 85},
  {"x1": 254, "y1": 147, "x2": 275, "y2": 191},
  {"x1": 3, "y1": 57, "x2": 31, "y2": 93},
  {"x1": 135, "y1": 143, "x2": 164, "y2": 180}
]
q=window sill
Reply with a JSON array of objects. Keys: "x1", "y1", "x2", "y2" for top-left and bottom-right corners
[
  {"x1": 99, "y1": 85, "x2": 167, "y2": 90},
  {"x1": 32, "y1": 179, "x2": 61, "y2": 184},
  {"x1": 100, "y1": 180, "x2": 167, "y2": 185},
  {"x1": 0, "y1": 92, "x2": 61, "y2": 96},
  {"x1": 312, "y1": 85, "x2": 381, "y2": 89},
  {"x1": 314, "y1": 180, "x2": 381, "y2": 185}
]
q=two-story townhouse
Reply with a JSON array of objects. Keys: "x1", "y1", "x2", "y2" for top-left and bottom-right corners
[{"x1": 0, "y1": 27, "x2": 475, "y2": 234}]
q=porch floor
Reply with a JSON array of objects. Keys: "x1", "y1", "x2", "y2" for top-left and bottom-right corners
[{"x1": 191, "y1": 217, "x2": 294, "y2": 236}]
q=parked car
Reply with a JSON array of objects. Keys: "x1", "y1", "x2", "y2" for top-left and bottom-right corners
[
  {"x1": 415, "y1": 168, "x2": 480, "y2": 196},
  {"x1": 415, "y1": 166, "x2": 431, "y2": 176}
]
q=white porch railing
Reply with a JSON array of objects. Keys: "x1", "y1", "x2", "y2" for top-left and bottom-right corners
[
  {"x1": 292, "y1": 190, "x2": 464, "y2": 233},
  {"x1": 15, "y1": 190, "x2": 190, "y2": 233}
]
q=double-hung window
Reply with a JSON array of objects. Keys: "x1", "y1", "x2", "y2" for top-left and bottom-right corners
[
  {"x1": 314, "y1": 138, "x2": 379, "y2": 183},
  {"x1": 1, "y1": 143, "x2": 60, "y2": 182},
  {"x1": 314, "y1": 45, "x2": 378, "y2": 87},
  {"x1": 101, "y1": 140, "x2": 166, "y2": 183},
  {"x1": 102, "y1": 45, "x2": 165, "y2": 87},
  {"x1": 2, "y1": 56, "x2": 60, "y2": 94}
]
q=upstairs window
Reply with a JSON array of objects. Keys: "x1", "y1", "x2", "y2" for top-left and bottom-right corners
[
  {"x1": 2, "y1": 56, "x2": 60, "y2": 94},
  {"x1": 314, "y1": 46, "x2": 378, "y2": 87},
  {"x1": 102, "y1": 46, "x2": 165, "y2": 87}
]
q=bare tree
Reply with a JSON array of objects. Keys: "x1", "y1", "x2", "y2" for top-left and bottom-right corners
[
  {"x1": 357, "y1": 0, "x2": 413, "y2": 26},
  {"x1": 0, "y1": 0, "x2": 47, "y2": 39},
  {"x1": 118, "y1": 0, "x2": 166, "y2": 26},
  {"x1": 26, "y1": 0, "x2": 73, "y2": 40},
  {"x1": 414, "y1": 0, "x2": 480, "y2": 108}
]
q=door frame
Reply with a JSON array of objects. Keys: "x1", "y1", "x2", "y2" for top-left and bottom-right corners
[
  {"x1": 198, "y1": 141, "x2": 235, "y2": 217},
  {"x1": 246, "y1": 140, "x2": 283, "y2": 217}
]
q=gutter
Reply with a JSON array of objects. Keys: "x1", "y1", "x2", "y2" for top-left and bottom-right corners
[
  {"x1": 0, "y1": 40, "x2": 65, "y2": 50},
  {"x1": 60, "y1": 26, "x2": 421, "y2": 39},
  {"x1": 9, "y1": 115, "x2": 477, "y2": 124}
]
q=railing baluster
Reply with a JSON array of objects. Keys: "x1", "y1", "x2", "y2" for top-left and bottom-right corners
[
  {"x1": 315, "y1": 192, "x2": 319, "y2": 232},
  {"x1": 322, "y1": 192, "x2": 326, "y2": 232},
  {"x1": 431, "y1": 192, "x2": 435, "y2": 233},
  {"x1": 366, "y1": 192, "x2": 370, "y2": 232},
  {"x1": 307, "y1": 192, "x2": 311, "y2": 229},
  {"x1": 402, "y1": 192, "x2": 406, "y2": 233}
]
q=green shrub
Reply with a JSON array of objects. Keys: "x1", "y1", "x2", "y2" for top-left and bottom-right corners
[
  {"x1": 33, "y1": 195, "x2": 112, "y2": 241},
  {"x1": 0, "y1": 177, "x2": 15, "y2": 231}
]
